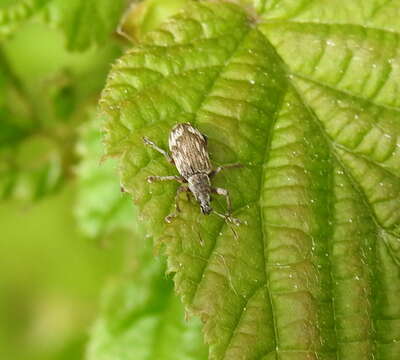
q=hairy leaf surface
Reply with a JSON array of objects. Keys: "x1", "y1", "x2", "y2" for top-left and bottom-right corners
[
  {"x1": 259, "y1": 0, "x2": 400, "y2": 33},
  {"x1": 101, "y1": 1, "x2": 400, "y2": 359}
]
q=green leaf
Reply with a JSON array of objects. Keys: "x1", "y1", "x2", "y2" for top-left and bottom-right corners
[
  {"x1": 87, "y1": 239, "x2": 208, "y2": 360},
  {"x1": 118, "y1": 0, "x2": 191, "y2": 43},
  {"x1": 75, "y1": 110, "x2": 135, "y2": 238},
  {"x1": 46, "y1": 0, "x2": 125, "y2": 51},
  {"x1": 259, "y1": 0, "x2": 400, "y2": 33},
  {"x1": 101, "y1": 1, "x2": 400, "y2": 359}
]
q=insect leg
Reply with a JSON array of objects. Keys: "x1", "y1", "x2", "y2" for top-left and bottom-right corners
[
  {"x1": 165, "y1": 185, "x2": 189, "y2": 223},
  {"x1": 147, "y1": 175, "x2": 184, "y2": 183},
  {"x1": 213, "y1": 187, "x2": 231, "y2": 213},
  {"x1": 212, "y1": 187, "x2": 241, "y2": 226},
  {"x1": 143, "y1": 137, "x2": 174, "y2": 164},
  {"x1": 210, "y1": 163, "x2": 243, "y2": 177}
]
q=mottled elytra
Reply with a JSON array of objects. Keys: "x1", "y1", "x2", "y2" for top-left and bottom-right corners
[{"x1": 143, "y1": 123, "x2": 243, "y2": 224}]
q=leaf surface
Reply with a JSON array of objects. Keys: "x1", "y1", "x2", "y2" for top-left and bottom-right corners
[
  {"x1": 119, "y1": 0, "x2": 191, "y2": 43},
  {"x1": 259, "y1": 0, "x2": 400, "y2": 33},
  {"x1": 101, "y1": 1, "x2": 400, "y2": 359}
]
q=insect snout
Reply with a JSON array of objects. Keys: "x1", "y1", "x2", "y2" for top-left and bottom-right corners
[
  {"x1": 200, "y1": 201, "x2": 212, "y2": 215},
  {"x1": 187, "y1": 174, "x2": 212, "y2": 215}
]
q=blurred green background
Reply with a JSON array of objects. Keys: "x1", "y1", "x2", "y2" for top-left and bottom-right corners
[
  {"x1": 0, "y1": 185, "x2": 125, "y2": 360},
  {"x1": 0, "y1": 1, "x2": 206, "y2": 359},
  {"x1": 0, "y1": 16, "x2": 126, "y2": 360}
]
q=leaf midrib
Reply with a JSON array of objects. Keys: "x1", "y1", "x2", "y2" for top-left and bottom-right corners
[
  {"x1": 287, "y1": 72, "x2": 400, "y2": 236},
  {"x1": 289, "y1": 73, "x2": 385, "y2": 355},
  {"x1": 249, "y1": 78, "x2": 291, "y2": 359}
]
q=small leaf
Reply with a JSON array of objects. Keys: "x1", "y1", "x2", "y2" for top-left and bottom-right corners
[
  {"x1": 87, "y1": 240, "x2": 207, "y2": 360},
  {"x1": 46, "y1": 0, "x2": 125, "y2": 51},
  {"x1": 119, "y1": 0, "x2": 191, "y2": 43},
  {"x1": 101, "y1": 1, "x2": 400, "y2": 359}
]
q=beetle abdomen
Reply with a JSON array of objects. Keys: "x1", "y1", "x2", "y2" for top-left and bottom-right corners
[{"x1": 169, "y1": 123, "x2": 212, "y2": 178}]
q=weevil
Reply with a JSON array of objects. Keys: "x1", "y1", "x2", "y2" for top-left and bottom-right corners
[{"x1": 143, "y1": 123, "x2": 242, "y2": 224}]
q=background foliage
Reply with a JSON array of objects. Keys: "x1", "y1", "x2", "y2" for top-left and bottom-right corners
[
  {"x1": 1, "y1": 1, "x2": 400, "y2": 360},
  {"x1": 1, "y1": 0, "x2": 204, "y2": 359}
]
